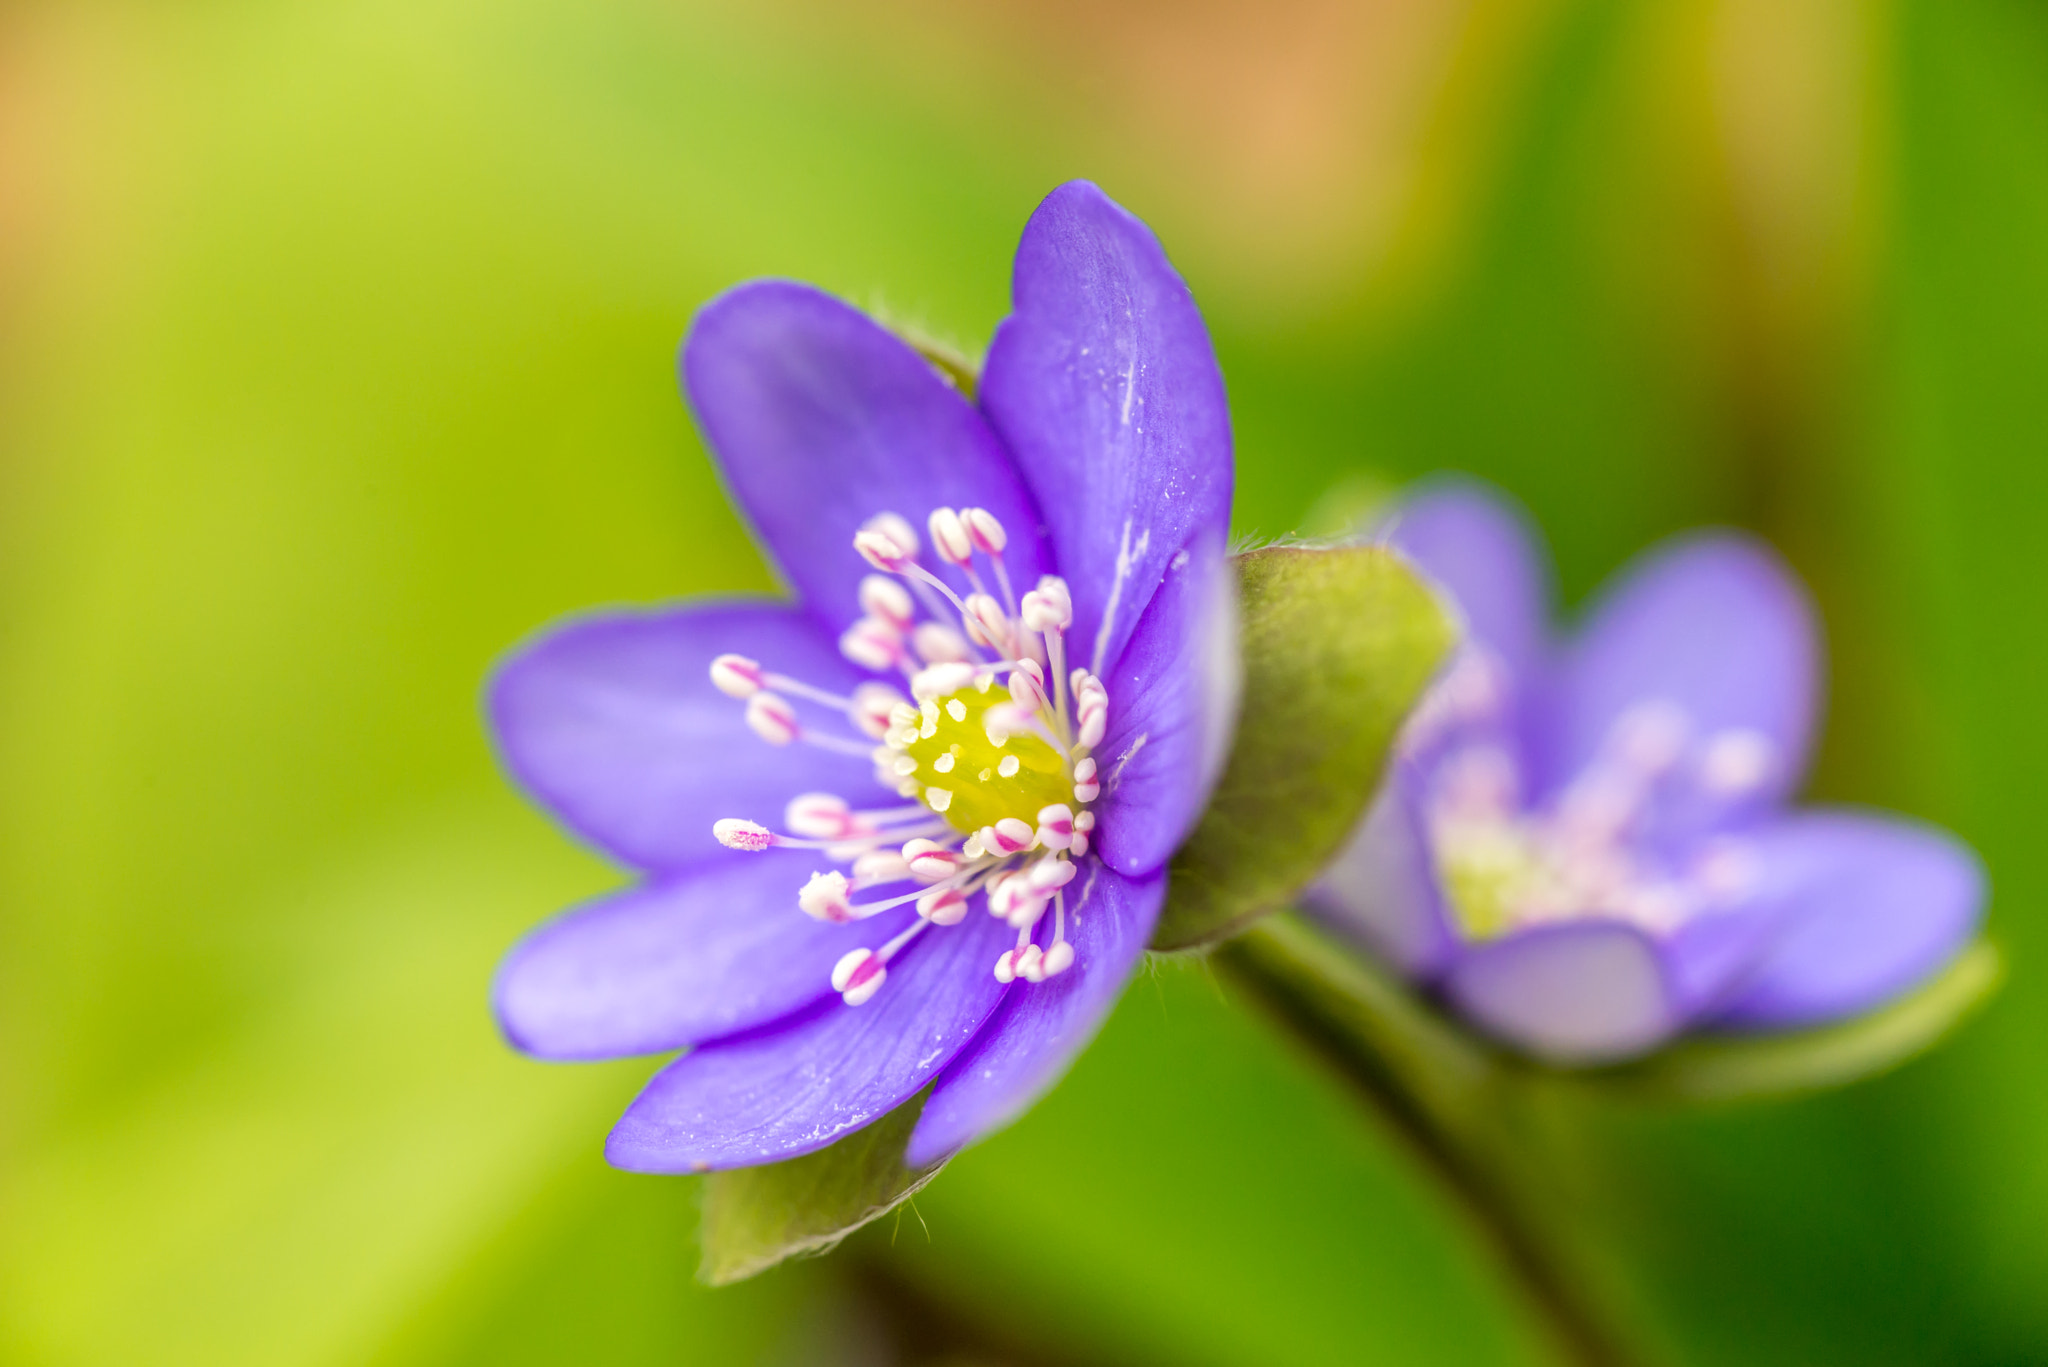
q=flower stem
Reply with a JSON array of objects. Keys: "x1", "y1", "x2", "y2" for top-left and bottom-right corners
[{"x1": 1212, "y1": 916, "x2": 1639, "y2": 1367}]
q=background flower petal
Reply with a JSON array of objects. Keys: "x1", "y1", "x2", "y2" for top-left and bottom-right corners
[
  {"x1": 493, "y1": 851, "x2": 913, "y2": 1061},
  {"x1": 1303, "y1": 767, "x2": 1460, "y2": 979},
  {"x1": 1546, "y1": 533, "x2": 1820, "y2": 808},
  {"x1": 1092, "y1": 533, "x2": 1239, "y2": 878},
  {"x1": 683, "y1": 280, "x2": 1049, "y2": 634},
  {"x1": 1710, "y1": 810, "x2": 1986, "y2": 1029},
  {"x1": 604, "y1": 912, "x2": 1013, "y2": 1172},
  {"x1": 982, "y1": 181, "x2": 1233, "y2": 678},
  {"x1": 905, "y1": 863, "x2": 1164, "y2": 1167},
  {"x1": 1384, "y1": 478, "x2": 1552, "y2": 692},
  {"x1": 1444, "y1": 921, "x2": 1679, "y2": 1063},
  {"x1": 489, "y1": 602, "x2": 887, "y2": 873}
]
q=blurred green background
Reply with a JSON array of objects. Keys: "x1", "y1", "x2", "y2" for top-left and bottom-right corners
[{"x1": 2, "y1": 0, "x2": 2044, "y2": 1362}]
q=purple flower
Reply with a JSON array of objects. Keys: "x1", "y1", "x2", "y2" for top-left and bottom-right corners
[
  {"x1": 1307, "y1": 480, "x2": 1985, "y2": 1065},
  {"x1": 487, "y1": 182, "x2": 1236, "y2": 1171}
]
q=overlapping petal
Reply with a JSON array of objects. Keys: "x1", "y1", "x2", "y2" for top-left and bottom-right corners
[
  {"x1": 1444, "y1": 921, "x2": 1680, "y2": 1063},
  {"x1": 490, "y1": 603, "x2": 885, "y2": 873},
  {"x1": 1092, "y1": 532, "x2": 1239, "y2": 878},
  {"x1": 684, "y1": 281, "x2": 1049, "y2": 634},
  {"x1": 906, "y1": 863, "x2": 1163, "y2": 1166},
  {"x1": 1710, "y1": 811, "x2": 1985, "y2": 1029},
  {"x1": 1303, "y1": 769, "x2": 1459, "y2": 979},
  {"x1": 605, "y1": 911, "x2": 1014, "y2": 1172},
  {"x1": 1548, "y1": 534, "x2": 1819, "y2": 808},
  {"x1": 493, "y1": 851, "x2": 915, "y2": 1061},
  {"x1": 983, "y1": 181, "x2": 1233, "y2": 678}
]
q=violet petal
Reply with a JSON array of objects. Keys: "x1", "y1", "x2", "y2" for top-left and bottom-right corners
[
  {"x1": 1710, "y1": 810, "x2": 1985, "y2": 1029},
  {"x1": 490, "y1": 602, "x2": 889, "y2": 873},
  {"x1": 1092, "y1": 531, "x2": 1239, "y2": 878},
  {"x1": 1302, "y1": 765, "x2": 1460, "y2": 979},
  {"x1": 1547, "y1": 533, "x2": 1820, "y2": 809},
  {"x1": 905, "y1": 861, "x2": 1164, "y2": 1166},
  {"x1": 605, "y1": 912, "x2": 1013, "y2": 1172},
  {"x1": 1445, "y1": 920, "x2": 1680, "y2": 1063},
  {"x1": 683, "y1": 280, "x2": 1049, "y2": 635},
  {"x1": 493, "y1": 851, "x2": 916, "y2": 1061},
  {"x1": 982, "y1": 181, "x2": 1233, "y2": 677},
  {"x1": 1385, "y1": 478, "x2": 1552, "y2": 693}
]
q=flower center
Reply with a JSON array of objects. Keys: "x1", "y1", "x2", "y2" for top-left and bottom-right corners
[
  {"x1": 891, "y1": 682, "x2": 1075, "y2": 834},
  {"x1": 1403, "y1": 653, "x2": 1777, "y2": 941},
  {"x1": 706, "y1": 505, "x2": 1112, "y2": 1006}
]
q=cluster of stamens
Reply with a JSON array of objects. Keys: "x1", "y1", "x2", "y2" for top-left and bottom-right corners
[
  {"x1": 1403, "y1": 650, "x2": 1776, "y2": 940},
  {"x1": 709, "y1": 506, "x2": 1108, "y2": 1005}
]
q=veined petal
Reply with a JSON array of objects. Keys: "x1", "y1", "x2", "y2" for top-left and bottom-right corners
[
  {"x1": 1445, "y1": 921, "x2": 1680, "y2": 1064},
  {"x1": 1710, "y1": 810, "x2": 1985, "y2": 1029},
  {"x1": 1092, "y1": 531, "x2": 1240, "y2": 878},
  {"x1": 493, "y1": 852, "x2": 914, "y2": 1061},
  {"x1": 982, "y1": 181, "x2": 1232, "y2": 678},
  {"x1": 489, "y1": 603, "x2": 888, "y2": 873},
  {"x1": 605, "y1": 912, "x2": 1013, "y2": 1172},
  {"x1": 683, "y1": 280, "x2": 1049, "y2": 634},
  {"x1": 1385, "y1": 479, "x2": 1552, "y2": 695},
  {"x1": 906, "y1": 862, "x2": 1163, "y2": 1166},
  {"x1": 1548, "y1": 533, "x2": 1820, "y2": 808},
  {"x1": 1303, "y1": 767, "x2": 1460, "y2": 979}
]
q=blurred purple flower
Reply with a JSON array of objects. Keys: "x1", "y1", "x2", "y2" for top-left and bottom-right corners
[
  {"x1": 1307, "y1": 480, "x2": 1985, "y2": 1064},
  {"x1": 487, "y1": 182, "x2": 1236, "y2": 1171}
]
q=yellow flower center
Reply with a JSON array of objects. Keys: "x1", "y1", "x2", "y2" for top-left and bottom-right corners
[{"x1": 901, "y1": 681, "x2": 1072, "y2": 834}]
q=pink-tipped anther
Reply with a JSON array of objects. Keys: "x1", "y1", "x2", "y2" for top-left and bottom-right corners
[
  {"x1": 786, "y1": 793, "x2": 854, "y2": 840},
  {"x1": 1072, "y1": 756, "x2": 1100, "y2": 803},
  {"x1": 1014, "y1": 943, "x2": 1047, "y2": 982},
  {"x1": 832, "y1": 947, "x2": 887, "y2": 1005},
  {"x1": 902, "y1": 838, "x2": 962, "y2": 883},
  {"x1": 1021, "y1": 576, "x2": 1073, "y2": 632},
  {"x1": 1027, "y1": 855, "x2": 1077, "y2": 894},
  {"x1": 858, "y1": 574, "x2": 915, "y2": 629},
  {"x1": 963, "y1": 507, "x2": 1007, "y2": 555},
  {"x1": 1008, "y1": 658, "x2": 1046, "y2": 712},
  {"x1": 928, "y1": 508, "x2": 974, "y2": 566},
  {"x1": 840, "y1": 617, "x2": 904, "y2": 672},
  {"x1": 982, "y1": 701, "x2": 1029, "y2": 745},
  {"x1": 912, "y1": 622, "x2": 971, "y2": 665},
  {"x1": 993, "y1": 948, "x2": 1020, "y2": 984},
  {"x1": 800, "y1": 871, "x2": 855, "y2": 923},
  {"x1": 849, "y1": 682, "x2": 908, "y2": 739},
  {"x1": 713, "y1": 818, "x2": 775, "y2": 852},
  {"x1": 1041, "y1": 939, "x2": 1075, "y2": 977},
  {"x1": 1035, "y1": 803, "x2": 1074, "y2": 851},
  {"x1": 912, "y1": 661, "x2": 976, "y2": 702},
  {"x1": 854, "y1": 512, "x2": 919, "y2": 572},
  {"x1": 917, "y1": 885, "x2": 969, "y2": 926},
  {"x1": 990, "y1": 817, "x2": 1036, "y2": 855},
  {"x1": 710, "y1": 653, "x2": 765, "y2": 698},
  {"x1": 852, "y1": 848, "x2": 912, "y2": 887},
  {"x1": 745, "y1": 693, "x2": 800, "y2": 745},
  {"x1": 962, "y1": 593, "x2": 1008, "y2": 648}
]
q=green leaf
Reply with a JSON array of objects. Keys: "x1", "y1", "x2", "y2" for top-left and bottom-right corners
[
  {"x1": 697, "y1": 1094, "x2": 942, "y2": 1286},
  {"x1": 1152, "y1": 546, "x2": 1455, "y2": 951},
  {"x1": 1593, "y1": 940, "x2": 2005, "y2": 1104}
]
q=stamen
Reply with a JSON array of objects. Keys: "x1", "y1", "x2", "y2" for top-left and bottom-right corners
[
  {"x1": 1008, "y1": 658, "x2": 1047, "y2": 713},
  {"x1": 1020, "y1": 576, "x2": 1072, "y2": 632},
  {"x1": 916, "y1": 885, "x2": 969, "y2": 925},
  {"x1": 831, "y1": 946, "x2": 887, "y2": 1005},
  {"x1": 1014, "y1": 942, "x2": 1046, "y2": 983},
  {"x1": 852, "y1": 848, "x2": 912, "y2": 888},
  {"x1": 746, "y1": 693, "x2": 799, "y2": 745},
  {"x1": 840, "y1": 617, "x2": 905, "y2": 672},
  {"x1": 849, "y1": 682, "x2": 909, "y2": 739},
  {"x1": 1026, "y1": 855, "x2": 1077, "y2": 894},
  {"x1": 1699, "y1": 728, "x2": 1774, "y2": 796},
  {"x1": 786, "y1": 793, "x2": 854, "y2": 839},
  {"x1": 858, "y1": 574, "x2": 915, "y2": 630},
  {"x1": 800, "y1": 871, "x2": 855, "y2": 923},
  {"x1": 912, "y1": 622, "x2": 972, "y2": 665},
  {"x1": 1073, "y1": 757, "x2": 1100, "y2": 803},
  {"x1": 962, "y1": 507, "x2": 1006, "y2": 556},
  {"x1": 853, "y1": 513, "x2": 920, "y2": 572},
  {"x1": 712, "y1": 818, "x2": 775, "y2": 851},
  {"x1": 710, "y1": 654, "x2": 766, "y2": 698},
  {"x1": 1036, "y1": 803, "x2": 1074, "y2": 852},
  {"x1": 961, "y1": 593, "x2": 1011, "y2": 652},
  {"x1": 902, "y1": 838, "x2": 963, "y2": 882},
  {"x1": 912, "y1": 661, "x2": 976, "y2": 702},
  {"x1": 927, "y1": 508, "x2": 974, "y2": 567}
]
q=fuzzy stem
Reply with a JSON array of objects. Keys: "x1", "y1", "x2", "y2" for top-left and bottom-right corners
[{"x1": 1213, "y1": 916, "x2": 1639, "y2": 1367}]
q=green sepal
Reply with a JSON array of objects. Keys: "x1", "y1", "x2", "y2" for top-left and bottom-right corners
[
  {"x1": 1152, "y1": 545, "x2": 1455, "y2": 951},
  {"x1": 697, "y1": 1092, "x2": 941, "y2": 1285},
  {"x1": 1593, "y1": 940, "x2": 2004, "y2": 1103}
]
